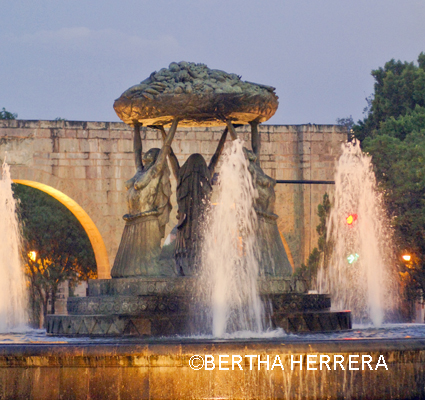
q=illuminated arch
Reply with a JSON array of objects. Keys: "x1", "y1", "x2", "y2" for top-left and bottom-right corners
[
  {"x1": 279, "y1": 230, "x2": 295, "y2": 272},
  {"x1": 13, "y1": 180, "x2": 111, "y2": 279}
]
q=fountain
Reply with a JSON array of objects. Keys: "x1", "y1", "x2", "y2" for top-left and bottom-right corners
[
  {"x1": 46, "y1": 62, "x2": 350, "y2": 337},
  {"x1": 0, "y1": 63, "x2": 424, "y2": 399},
  {"x1": 318, "y1": 140, "x2": 398, "y2": 325},
  {"x1": 0, "y1": 159, "x2": 27, "y2": 332}
]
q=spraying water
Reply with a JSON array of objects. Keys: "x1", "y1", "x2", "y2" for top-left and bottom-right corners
[
  {"x1": 0, "y1": 160, "x2": 27, "y2": 331},
  {"x1": 318, "y1": 140, "x2": 397, "y2": 325},
  {"x1": 198, "y1": 139, "x2": 264, "y2": 337}
]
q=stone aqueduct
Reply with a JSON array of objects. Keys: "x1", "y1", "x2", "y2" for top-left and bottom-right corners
[{"x1": 0, "y1": 119, "x2": 346, "y2": 278}]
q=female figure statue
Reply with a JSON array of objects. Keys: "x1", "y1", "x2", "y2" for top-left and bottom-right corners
[
  {"x1": 111, "y1": 118, "x2": 179, "y2": 277},
  {"x1": 157, "y1": 126, "x2": 228, "y2": 276}
]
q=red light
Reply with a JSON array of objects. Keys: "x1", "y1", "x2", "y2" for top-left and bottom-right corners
[{"x1": 346, "y1": 214, "x2": 358, "y2": 225}]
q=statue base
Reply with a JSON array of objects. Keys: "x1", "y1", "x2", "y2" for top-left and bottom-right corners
[{"x1": 46, "y1": 277, "x2": 351, "y2": 336}]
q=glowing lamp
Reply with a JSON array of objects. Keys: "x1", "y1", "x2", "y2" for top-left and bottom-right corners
[
  {"x1": 28, "y1": 251, "x2": 37, "y2": 262},
  {"x1": 346, "y1": 214, "x2": 358, "y2": 225},
  {"x1": 402, "y1": 254, "x2": 411, "y2": 262}
]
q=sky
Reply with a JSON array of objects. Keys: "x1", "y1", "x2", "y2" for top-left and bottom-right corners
[{"x1": 1, "y1": 0, "x2": 425, "y2": 125}]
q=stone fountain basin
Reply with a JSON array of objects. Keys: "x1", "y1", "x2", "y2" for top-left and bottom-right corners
[{"x1": 0, "y1": 336, "x2": 424, "y2": 399}]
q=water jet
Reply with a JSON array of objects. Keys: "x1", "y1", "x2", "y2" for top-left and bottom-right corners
[
  {"x1": 318, "y1": 140, "x2": 398, "y2": 326},
  {"x1": 0, "y1": 160, "x2": 27, "y2": 332}
]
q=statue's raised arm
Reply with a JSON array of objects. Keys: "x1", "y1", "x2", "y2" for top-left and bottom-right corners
[
  {"x1": 133, "y1": 123, "x2": 143, "y2": 171},
  {"x1": 155, "y1": 125, "x2": 180, "y2": 181},
  {"x1": 134, "y1": 118, "x2": 179, "y2": 191},
  {"x1": 208, "y1": 127, "x2": 228, "y2": 175},
  {"x1": 250, "y1": 119, "x2": 261, "y2": 164}
]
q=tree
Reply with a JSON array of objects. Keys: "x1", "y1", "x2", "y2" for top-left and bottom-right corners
[
  {"x1": 336, "y1": 115, "x2": 354, "y2": 141},
  {"x1": 354, "y1": 52, "x2": 425, "y2": 300},
  {"x1": 13, "y1": 184, "x2": 97, "y2": 327},
  {"x1": 354, "y1": 53, "x2": 425, "y2": 142},
  {"x1": 0, "y1": 108, "x2": 17, "y2": 120}
]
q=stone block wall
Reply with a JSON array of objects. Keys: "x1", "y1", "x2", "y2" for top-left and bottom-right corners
[{"x1": 0, "y1": 120, "x2": 346, "y2": 276}]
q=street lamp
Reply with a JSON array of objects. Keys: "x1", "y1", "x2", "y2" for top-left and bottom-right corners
[{"x1": 28, "y1": 251, "x2": 37, "y2": 262}]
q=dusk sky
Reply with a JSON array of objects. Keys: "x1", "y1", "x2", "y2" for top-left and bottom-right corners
[{"x1": 1, "y1": 0, "x2": 425, "y2": 125}]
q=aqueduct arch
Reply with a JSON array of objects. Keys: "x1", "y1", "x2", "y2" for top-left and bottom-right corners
[{"x1": 13, "y1": 179, "x2": 110, "y2": 279}]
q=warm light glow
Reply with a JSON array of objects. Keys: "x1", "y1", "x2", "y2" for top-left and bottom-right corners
[
  {"x1": 28, "y1": 251, "x2": 36, "y2": 262},
  {"x1": 279, "y1": 230, "x2": 295, "y2": 272},
  {"x1": 402, "y1": 254, "x2": 411, "y2": 262},
  {"x1": 346, "y1": 214, "x2": 358, "y2": 225},
  {"x1": 13, "y1": 179, "x2": 110, "y2": 278}
]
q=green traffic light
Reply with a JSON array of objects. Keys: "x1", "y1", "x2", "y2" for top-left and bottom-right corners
[{"x1": 347, "y1": 253, "x2": 359, "y2": 264}]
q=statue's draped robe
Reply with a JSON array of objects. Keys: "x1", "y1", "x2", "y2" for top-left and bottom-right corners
[
  {"x1": 111, "y1": 164, "x2": 172, "y2": 277},
  {"x1": 175, "y1": 154, "x2": 212, "y2": 276},
  {"x1": 246, "y1": 150, "x2": 293, "y2": 277}
]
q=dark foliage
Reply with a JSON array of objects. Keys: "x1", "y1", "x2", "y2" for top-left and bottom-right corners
[
  {"x1": 354, "y1": 52, "x2": 425, "y2": 301},
  {"x1": 13, "y1": 184, "x2": 96, "y2": 327}
]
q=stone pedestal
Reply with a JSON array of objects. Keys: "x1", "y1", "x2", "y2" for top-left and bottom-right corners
[{"x1": 46, "y1": 277, "x2": 351, "y2": 336}]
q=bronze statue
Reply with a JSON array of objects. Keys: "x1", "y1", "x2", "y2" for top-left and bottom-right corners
[
  {"x1": 112, "y1": 63, "x2": 291, "y2": 278},
  {"x1": 111, "y1": 118, "x2": 179, "y2": 277},
  {"x1": 156, "y1": 126, "x2": 228, "y2": 275}
]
